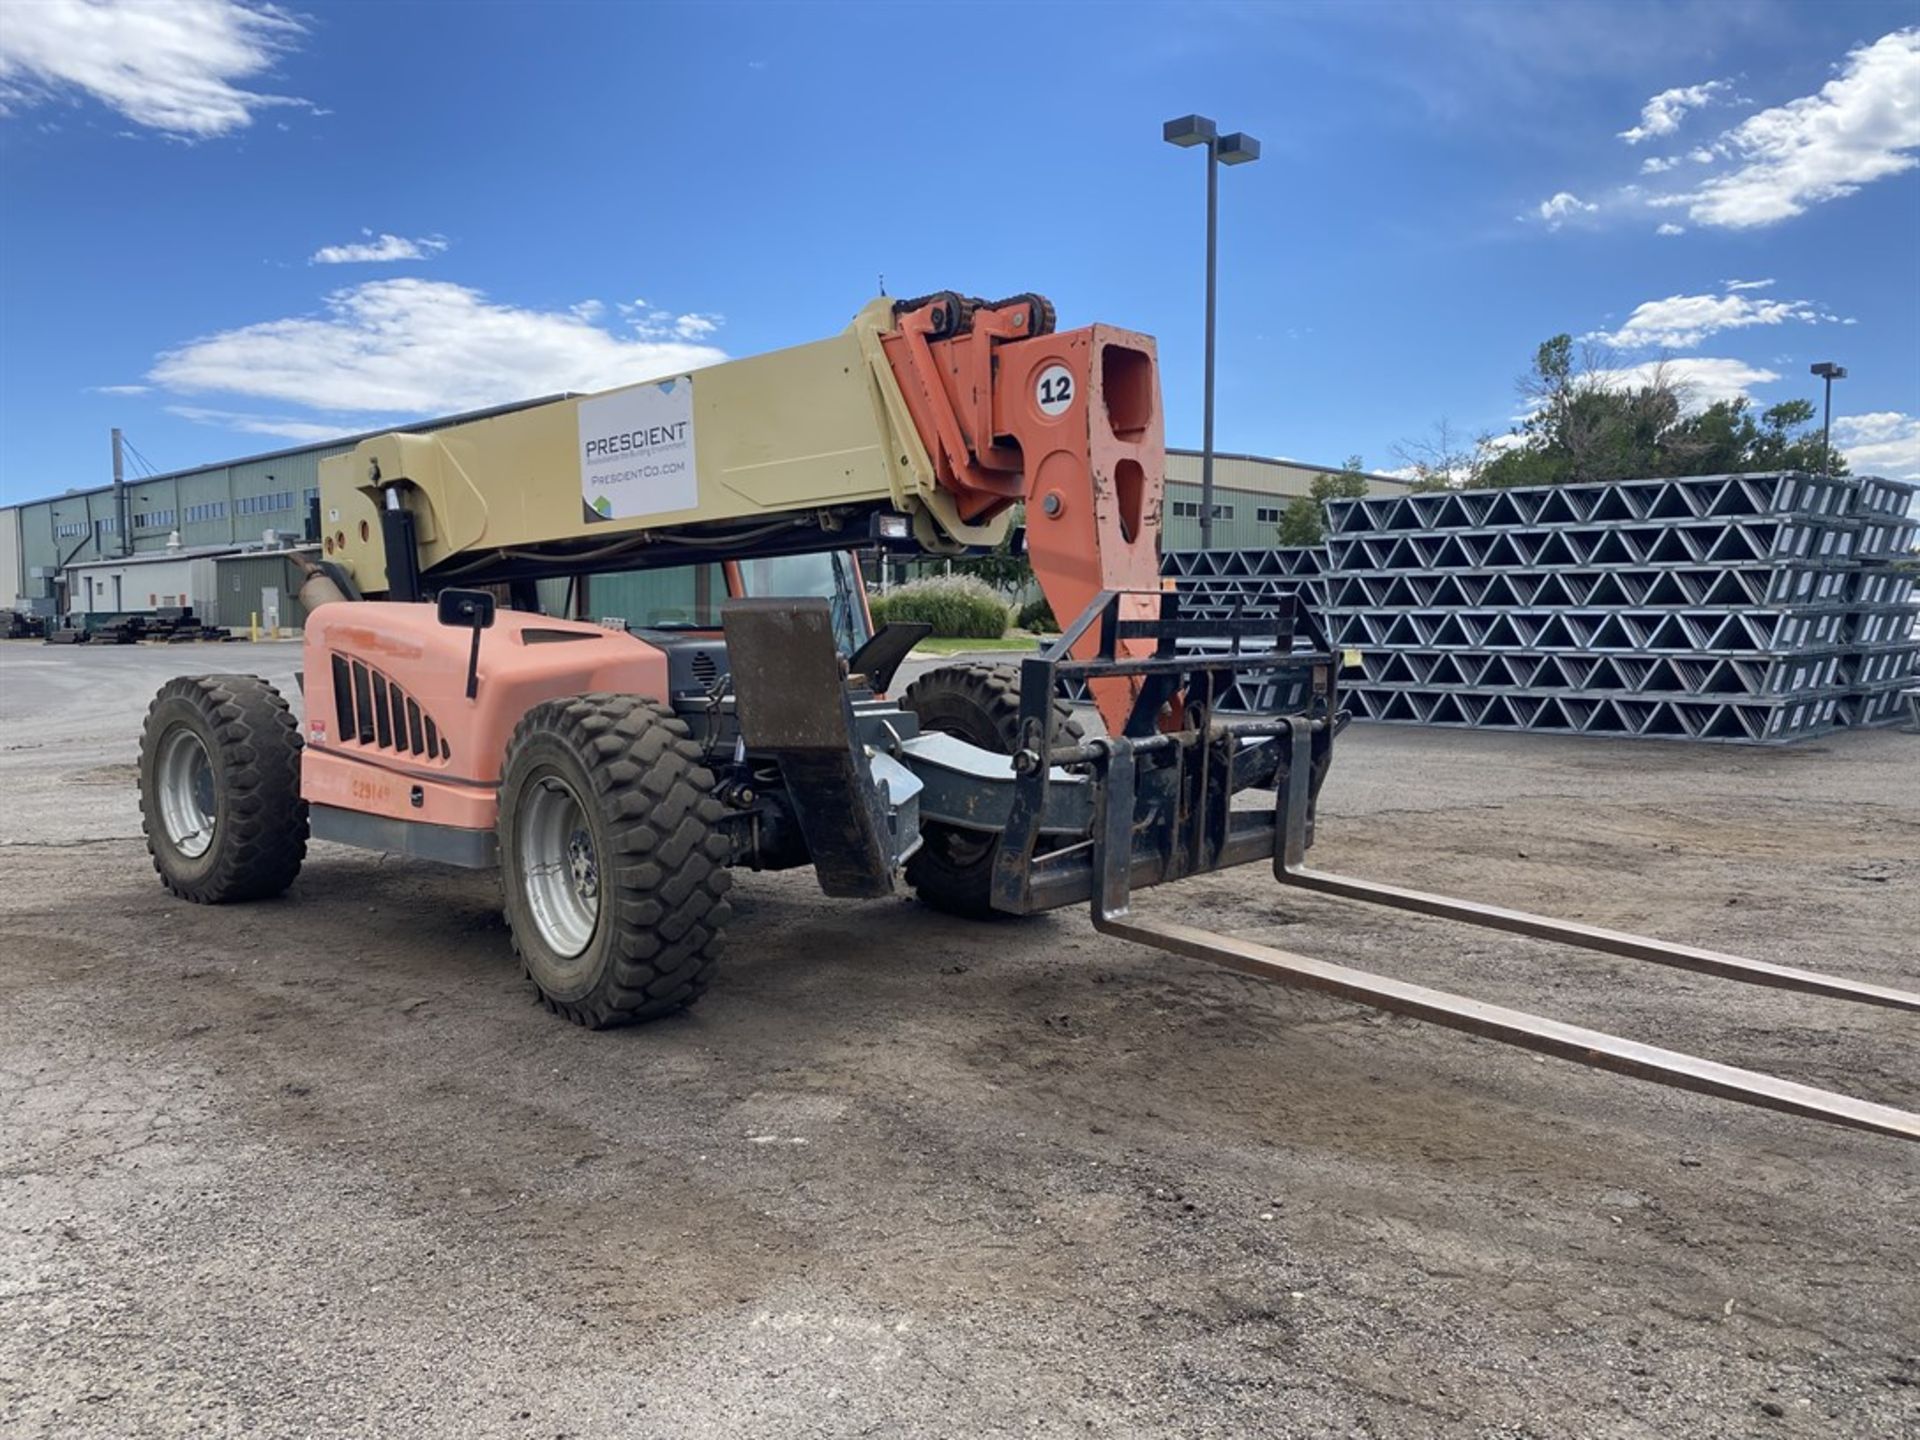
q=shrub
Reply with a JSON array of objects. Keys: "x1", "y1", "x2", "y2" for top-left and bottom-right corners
[
  {"x1": 868, "y1": 574, "x2": 1011, "y2": 638},
  {"x1": 1016, "y1": 594, "x2": 1058, "y2": 633}
]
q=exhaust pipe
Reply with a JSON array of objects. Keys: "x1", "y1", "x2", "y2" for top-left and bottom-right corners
[{"x1": 290, "y1": 552, "x2": 350, "y2": 610}]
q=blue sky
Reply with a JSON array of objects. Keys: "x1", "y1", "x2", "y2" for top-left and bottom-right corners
[{"x1": 1, "y1": 0, "x2": 1916, "y2": 505}]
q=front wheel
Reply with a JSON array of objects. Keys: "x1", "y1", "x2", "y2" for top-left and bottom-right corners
[
  {"x1": 137, "y1": 675, "x2": 307, "y2": 903},
  {"x1": 901, "y1": 662, "x2": 1085, "y2": 918},
  {"x1": 498, "y1": 695, "x2": 732, "y2": 1028}
]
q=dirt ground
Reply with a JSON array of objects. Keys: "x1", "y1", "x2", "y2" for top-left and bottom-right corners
[{"x1": 1, "y1": 641, "x2": 1916, "y2": 1439}]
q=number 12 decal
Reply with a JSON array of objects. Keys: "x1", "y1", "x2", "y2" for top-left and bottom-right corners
[{"x1": 1035, "y1": 364, "x2": 1075, "y2": 417}]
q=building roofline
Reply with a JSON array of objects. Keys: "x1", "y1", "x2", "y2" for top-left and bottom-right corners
[
  {"x1": 1166, "y1": 447, "x2": 1413, "y2": 489},
  {"x1": 67, "y1": 543, "x2": 252, "y2": 567},
  {"x1": 9, "y1": 419, "x2": 1406, "y2": 513},
  {"x1": 8, "y1": 394, "x2": 579, "y2": 511}
]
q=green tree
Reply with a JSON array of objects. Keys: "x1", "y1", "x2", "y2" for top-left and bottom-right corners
[
  {"x1": 1394, "y1": 419, "x2": 1484, "y2": 491},
  {"x1": 945, "y1": 505, "x2": 1034, "y2": 591},
  {"x1": 1661, "y1": 397, "x2": 1839, "y2": 475},
  {"x1": 1464, "y1": 335, "x2": 1844, "y2": 487},
  {"x1": 1315, "y1": 455, "x2": 1372, "y2": 502},
  {"x1": 1275, "y1": 456, "x2": 1370, "y2": 546},
  {"x1": 1276, "y1": 496, "x2": 1323, "y2": 546}
]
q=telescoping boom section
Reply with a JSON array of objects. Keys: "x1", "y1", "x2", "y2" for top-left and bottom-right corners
[{"x1": 134, "y1": 292, "x2": 1914, "y2": 1145}]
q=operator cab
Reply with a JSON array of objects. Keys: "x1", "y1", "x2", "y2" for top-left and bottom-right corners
[{"x1": 581, "y1": 550, "x2": 873, "y2": 703}]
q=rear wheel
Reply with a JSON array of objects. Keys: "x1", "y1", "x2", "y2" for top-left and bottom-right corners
[
  {"x1": 499, "y1": 695, "x2": 732, "y2": 1027},
  {"x1": 138, "y1": 675, "x2": 307, "y2": 903},
  {"x1": 901, "y1": 662, "x2": 1084, "y2": 918}
]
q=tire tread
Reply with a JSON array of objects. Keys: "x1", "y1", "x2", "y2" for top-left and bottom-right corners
[
  {"x1": 138, "y1": 674, "x2": 307, "y2": 903},
  {"x1": 500, "y1": 694, "x2": 730, "y2": 1028},
  {"x1": 899, "y1": 662, "x2": 1084, "y2": 918}
]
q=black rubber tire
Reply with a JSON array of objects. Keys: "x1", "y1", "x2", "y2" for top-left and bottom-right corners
[
  {"x1": 498, "y1": 694, "x2": 732, "y2": 1028},
  {"x1": 138, "y1": 674, "x2": 307, "y2": 903},
  {"x1": 900, "y1": 661, "x2": 1084, "y2": 919}
]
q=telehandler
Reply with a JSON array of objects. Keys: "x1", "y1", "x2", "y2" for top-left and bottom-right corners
[{"x1": 136, "y1": 293, "x2": 1918, "y2": 1140}]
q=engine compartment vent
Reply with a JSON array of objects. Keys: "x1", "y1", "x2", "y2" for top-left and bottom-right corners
[{"x1": 330, "y1": 653, "x2": 450, "y2": 760}]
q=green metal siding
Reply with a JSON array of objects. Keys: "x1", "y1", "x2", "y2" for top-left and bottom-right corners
[
  {"x1": 1161, "y1": 483, "x2": 1295, "y2": 551},
  {"x1": 213, "y1": 553, "x2": 314, "y2": 631},
  {"x1": 11, "y1": 400, "x2": 563, "y2": 591},
  {"x1": 1161, "y1": 457, "x2": 1412, "y2": 552},
  {"x1": 13, "y1": 421, "x2": 1406, "y2": 598}
]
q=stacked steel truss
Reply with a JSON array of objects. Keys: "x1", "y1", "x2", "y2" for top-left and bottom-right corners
[
  {"x1": 1150, "y1": 548, "x2": 1331, "y2": 715},
  {"x1": 1159, "y1": 546, "x2": 1329, "y2": 619},
  {"x1": 1310, "y1": 472, "x2": 1918, "y2": 743},
  {"x1": 1842, "y1": 476, "x2": 1920, "y2": 728}
]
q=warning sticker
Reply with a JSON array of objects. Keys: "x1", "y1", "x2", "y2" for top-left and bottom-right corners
[{"x1": 577, "y1": 377, "x2": 697, "y2": 523}]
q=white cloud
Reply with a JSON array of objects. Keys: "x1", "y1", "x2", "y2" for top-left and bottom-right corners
[
  {"x1": 1834, "y1": 412, "x2": 1920, "y2": 481},
  {"x1": 616, "y1": 302, "x2": 726, "y2": 341},
  {"x1": 1536, "y1": 191, "x2": 1598, "y2": 227},
  {"x1": 1655, "y1": 223, "x2": 1686, "y2": 236},
  {"x1": 1837, "y1": 411, "x2": 1916, "y2": 443},
  {"x1": 1619, "y1": 80, "x2": 1729, "y2": 144},
  {"x1": 1723, "y1": 278, "x2": 1775, "y2": 291},
  {"x1": 165, "y1": 405, "x2": 356, "y2": 443},
  {"x1": 1640, "y1": 155, "x2": 1679, "y2": 174},
  {"x1": 1591, "y1": 357, "x2": 1780, "y2": 410},
  {"x1": 0, "y1": 0, "x2": 312, "y2": 140},
  {"x1": 1683, "y1": 29, "x2": 1920, "y2": 228},
  {"x1": 1587, "y1": 284, "x2": 1839, "y2": 349},
  {"x1": 147, "y1": 278, "x2": 728, "y2": 414},
  {"x1": 310, "y1": 231, "x2": 449, "y2": 265},
  {"x1": 672, "y1": 313, "x2": 721, "y2": 340},
  {"x1": 91, "y1": 383, "x2": 152, "y2": 396}
]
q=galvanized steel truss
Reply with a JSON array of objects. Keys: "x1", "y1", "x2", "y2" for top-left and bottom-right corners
[{"x1": 1159, "y1": 472, "x2": 1918, "y2": 744}]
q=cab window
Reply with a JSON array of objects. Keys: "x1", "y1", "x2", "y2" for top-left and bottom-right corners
[
  {"x1": 585, "y1": 564, "x2": 724, "y2": 629},
  {"x1": 584, "y1": 551, "x2": 870, "y2": 652}
]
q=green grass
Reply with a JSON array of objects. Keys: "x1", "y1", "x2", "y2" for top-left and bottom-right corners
[{"x1": 908, "y1": 633, "x2": 1045, "y2": 656}]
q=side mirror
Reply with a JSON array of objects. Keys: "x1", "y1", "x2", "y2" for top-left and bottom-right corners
[
  {"x1": 437, "y1": 588, "x2": 496, "y2": 629},
  {"x1": 436, "y1": 588, "x2": 496, "y2": 699}
]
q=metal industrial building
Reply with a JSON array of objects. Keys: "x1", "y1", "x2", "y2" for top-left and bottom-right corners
[
  {"x1": 0, "y1": 398, "x2": 566, "y2": 619},
  {"x1": 2, "y1": 399, "x2": 1406, "y2": 621},
  {"x1": 1161, "y1": 449, "x2": 1409, "y2": 549}
]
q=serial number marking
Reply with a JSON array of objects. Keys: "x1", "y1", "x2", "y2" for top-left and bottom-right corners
[{"x1": 350, "y1": 776, "x2": 393, "y2": 804}]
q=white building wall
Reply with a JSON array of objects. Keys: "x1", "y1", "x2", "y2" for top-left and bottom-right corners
[
  {"x1": 68, "y1": 556, "x2": 220, "y2": 618},
  {"x1": 0, "y1": 508, "x2": 21, "y2": 611}
]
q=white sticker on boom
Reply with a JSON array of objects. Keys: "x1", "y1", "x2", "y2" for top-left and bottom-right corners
[
  {"x1": 1034, "y1": 364, "x2": 1075, "y2": 417},
  {"x1": 578, "y1": 377, "x2": 697, "y2": 523}
]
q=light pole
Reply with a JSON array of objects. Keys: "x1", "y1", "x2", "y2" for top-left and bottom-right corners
[
  {"x1": 1165, "y1": 114, "x2": 1260, "y2": 550},
  {"x1": 1810, "y1": 362, "x2": 1846, "y2": 477}
]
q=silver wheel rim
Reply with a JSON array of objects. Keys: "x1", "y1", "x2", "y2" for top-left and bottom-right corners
[
  {"x1": 157, "y1": 725, "x2": 217, "y2": 859},
  {"x1": 520, "y1": 774, "x2": 600, "y2": 958}
]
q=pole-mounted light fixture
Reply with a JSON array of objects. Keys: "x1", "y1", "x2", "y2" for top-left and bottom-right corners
[
  {"x1": 1165, "y1": 113, "x2": 1261, "y2": 550},
  {"x1": 1810, "y1": 362, "x2": 1847, "y2": 478}
]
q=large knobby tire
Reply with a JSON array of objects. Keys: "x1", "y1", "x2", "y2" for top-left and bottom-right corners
[
  {"x1": 498, "y1": 695, "x2": 732, "y2": 1028},
  {"x1": 901, "y1": 661, "x2": 1084, "y2": 919},
  {"x1": 138, "y1": 674, "x2": 307, "y2": 903}
]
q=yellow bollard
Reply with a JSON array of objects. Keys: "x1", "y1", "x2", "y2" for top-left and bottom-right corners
[{"x1": 250, "y1": 611, "x2": 259, "y2": 643}]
